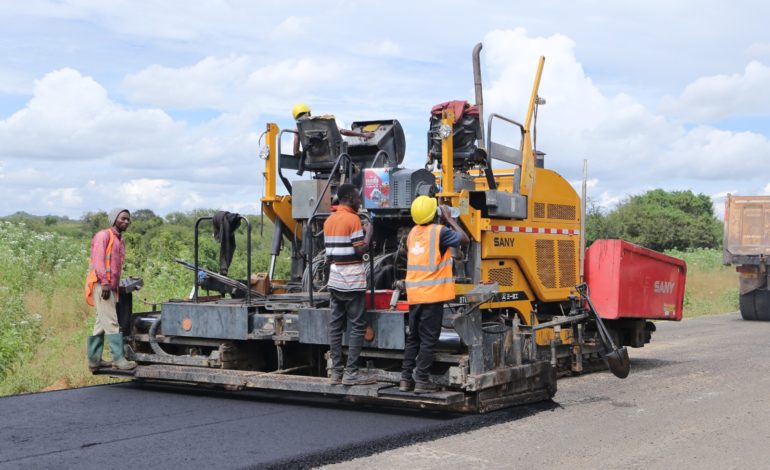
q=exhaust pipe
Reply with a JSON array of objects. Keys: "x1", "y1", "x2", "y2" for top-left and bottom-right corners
[{"x1": 472, "y1": 43, "x2": 485, "y2": 149}]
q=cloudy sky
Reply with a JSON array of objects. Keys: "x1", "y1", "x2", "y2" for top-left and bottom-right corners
[{"x1": 1, "y1": 1, "x2": 769, "y2": 218}]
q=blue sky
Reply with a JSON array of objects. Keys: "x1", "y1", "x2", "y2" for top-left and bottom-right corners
[{"x1": 1, "y1": 1, "x2": 769, "y2": 218}]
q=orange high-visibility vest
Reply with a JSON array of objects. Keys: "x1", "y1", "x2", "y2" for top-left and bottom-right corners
[
  {"x1": 405, "y1": 224, "x2": 455, "y2": 304},
  {"x1": 85, "y1": 228, "x2": 115, "y2": 307}
]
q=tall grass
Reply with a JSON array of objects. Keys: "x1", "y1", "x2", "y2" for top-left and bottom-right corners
[
  {"x1": 666, "y1": 248, "x2": 738, "y2": 317},
  {"x1": 0, "y1": 222, "x2": 92, "y2": 393}
]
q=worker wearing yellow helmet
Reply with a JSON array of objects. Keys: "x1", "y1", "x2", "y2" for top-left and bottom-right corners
[
  {"x1": 291, "y1": 103, "x2": 376, "y2": 156},
  {"x1": 400, "y1": 195, "x2": 469, "y2": 393}
]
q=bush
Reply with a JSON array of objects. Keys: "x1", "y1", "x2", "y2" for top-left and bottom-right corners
[{"x1": 587, "y1": 189, "x2": 722, "y2": 251}]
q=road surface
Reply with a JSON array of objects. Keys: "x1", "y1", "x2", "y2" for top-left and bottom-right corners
[{"x1": 2, "y1": 313, "x2": 768, "y2": 469}]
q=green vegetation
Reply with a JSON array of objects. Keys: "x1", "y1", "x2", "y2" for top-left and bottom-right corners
[
  {"x1": 587, "y1": 189, "x2": 722, "y2": 251},
  {"x1": 666, "y1": 248, "x2": 738, "y2": 317},
  {"x1": 0, "y1": 211, "x2": 288, "y2": 396}
]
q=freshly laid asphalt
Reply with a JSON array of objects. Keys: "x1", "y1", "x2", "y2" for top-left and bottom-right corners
[{"x1": 0, "y1": 376, "x2": 553, "y2": 469}]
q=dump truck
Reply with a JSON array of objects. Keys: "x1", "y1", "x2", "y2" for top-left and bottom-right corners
[
  {"x1": 724, "y1": 194, "x2": 770, "y2": 321},
  {"x1": 103, "y1": 44, "x2": 686, "y2": 413}
]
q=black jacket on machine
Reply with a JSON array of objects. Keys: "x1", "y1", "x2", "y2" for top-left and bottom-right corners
[{"x1": 213, "y1": 211, "x2": 241, "y2": 276}]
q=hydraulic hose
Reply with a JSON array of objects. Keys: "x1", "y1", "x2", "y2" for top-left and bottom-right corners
[{"x1": 148, "y1": 318, "x2": 171, "y2": 356}]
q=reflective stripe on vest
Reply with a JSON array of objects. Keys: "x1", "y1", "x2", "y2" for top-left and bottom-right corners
[{"x1": 405, "y1": 224, "x2": 455, "y2": 304}]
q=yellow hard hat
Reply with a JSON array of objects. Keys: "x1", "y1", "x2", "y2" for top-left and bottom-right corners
[
  {"x1": 292, "y1": 103, "x2": 310, "y2": 119},
  {"x1": 411, "y1": 196, "x2": 438, "y2": 225}
]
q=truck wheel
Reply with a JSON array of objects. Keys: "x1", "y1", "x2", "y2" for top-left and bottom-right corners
[
  {"x1": 739, "y1": 292, "x2": 758, "y2": 321},
  {"x1": 754, "y1": 290, "x2": 770, "y2": 321}
]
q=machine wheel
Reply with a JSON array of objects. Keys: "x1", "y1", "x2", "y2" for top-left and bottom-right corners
[{"x1": 739, "y1": 290, "x2": 770, "y2": 321}]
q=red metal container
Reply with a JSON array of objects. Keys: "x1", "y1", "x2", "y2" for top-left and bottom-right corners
[
  {"x1": 365, "y1": 289, "x2": 394, "y2": 310},
  {"x1": 584, "y1": 239, "x2": 687, "y2": 321}
]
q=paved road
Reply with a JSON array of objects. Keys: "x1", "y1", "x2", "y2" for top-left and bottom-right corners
[
  {"x1": 0, "y1": 372, "x2": 547, "y2": 469},
  {"x1": 325, "y1": 313, "x2": 770, "y2": 470},
  {"x1": 2, "y1": 313, "x2": 768, "y2": 469}
]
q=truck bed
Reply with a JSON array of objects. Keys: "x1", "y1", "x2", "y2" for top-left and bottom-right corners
[{"x1": 723, "y1": 194, "x2": 770, "y2": 264}]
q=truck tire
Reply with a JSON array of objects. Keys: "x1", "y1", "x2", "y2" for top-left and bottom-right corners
[
  {"x1": 755, "y1": 290, "x2": 770, "y2": 321},
  {"x1": 740, "y1": 290, "x2": 770, "y2": 321},
  {"x1": 739, "y1": 292, "x2": 757, "y2": 320}
]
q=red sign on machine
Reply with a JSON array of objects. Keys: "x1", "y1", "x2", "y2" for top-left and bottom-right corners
[{"x1": 584, "y1": 239, "x2": 687, "y2": 321}]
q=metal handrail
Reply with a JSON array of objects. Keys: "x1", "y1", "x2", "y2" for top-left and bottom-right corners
[
  {"x1": 277, "y1": 129, "x2": 297, "y2": 194},
  {"x1": 305, "y1": 150, "x2": 353, "y2": 307},
  {"x1": 486, "y1": 113, "x2": 525, "y2": 161}
]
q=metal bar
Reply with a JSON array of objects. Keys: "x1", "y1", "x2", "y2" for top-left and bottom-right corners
[
  {"x1": 530, "y1": 313, "x2": 590, "y2": 331},
  {"x1": 193, "y1": 216, "x2": 213, "y2": 303},
  {"x1": 486, "y1": 113, "x2": 525, "y2": 155},
  {"x1": 519, "y1": 56, "x2": 545, "y2": 197},
  {"x1": 580, "y1": 159, "x2": 587, "y2": 281},
  {"x1": 269, "y1": 217, "x2": 284, "y2": 279},
  {"x1": 264, "y1": 123, "x2": 278, "y2": 198},
  {"x1": 440, "y1": 109, "x2": 455, "y2": 196},
  {"x1": 237, "y1": 215, "x2": 252, "y2": 304}
]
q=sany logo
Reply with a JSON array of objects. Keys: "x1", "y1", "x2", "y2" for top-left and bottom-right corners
[
  {"x1": 410, "y1": 242, "x2": 425, "y2": 256},
  {"x1": 654, "y1": 281, "x2": 675, "y2": 294}
]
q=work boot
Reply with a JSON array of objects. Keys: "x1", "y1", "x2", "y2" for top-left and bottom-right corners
[
  {"x1": 86, "y1": 335, "x2": 110, "y2": 372},
  {"x1": 341, "y1": 370, "x2": 377, "y2": 386},
  {"x1": 106, "y1": 333, "x2": 136, "y2": 370},
  {"x1": 399, "y1": 379, "x2": 415, "y2": 392},
  {"x1": 329, "y1": 370, "x2": 343, "y2": 385},
  {"x1": 414, "y1": 381, "x2": 440, "y2": 394}
]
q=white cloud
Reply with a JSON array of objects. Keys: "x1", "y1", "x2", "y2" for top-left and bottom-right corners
[
  {"x1": 3, "y1": 9, "x2": 770, "y2": 218},
  {"x1": 0, "y1": 68, "x2": 183, "y2": 161},
  {"x1": 124, "y1": 56, "x2": 251, "y2": 110},
  {"x1": 47, "y1": 188, "x2": 82, "y2": 208},
  {"x1": 270, "y1": 16, "x2": 311, "y2": 39},
  {"x1": 244, "y1": 58, "x2": 342, "y2": 97},
  {"x1": 663, "y1": 61, "x2": 770, "y2": 122},
  {"x1": 119, "y1": 178, "x2": 186, "y2": 209},
  {"x1": 0, "y1": 66, "x2": 269, "y2": 217},
  {"x1": 123, "y1": 56, "x2": 343, "y2": 114},
  {"x1": 480, "y1": 28, "x2": 770, "y2": 210},
  {"x1": 361, "y1": 40, "x2": 400, "y2": 57},
  {"x1": 745, "y1": 42, "x2": 770, "y2": 60}
]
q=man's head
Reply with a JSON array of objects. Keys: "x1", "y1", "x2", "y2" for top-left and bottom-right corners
[
  {"x1": 108, "y1": 208, "x2": 131, "y2": 233},
  {"x1": 410, "y1": 196, "x2": 438, "y2": 225},
  {"x1": 337, "y1": 184, "x2": 361, "y2": 212},
  {"x1": 292, "y1": 103, "x2": 311, "y2": 120}
]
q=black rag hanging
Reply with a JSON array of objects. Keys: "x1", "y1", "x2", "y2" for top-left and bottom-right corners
[{"x1": 212, "y1": 211, "x2": 241, "y2": 276}]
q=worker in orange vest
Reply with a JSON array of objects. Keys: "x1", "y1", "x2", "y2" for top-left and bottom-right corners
[
  {"x1": 84, "y1": 208, "x2": 137, "y2": 371},
  {"x1": 400, "y1": 196, "x2": 468, "y2": 393},
  {"x1": 323, "y1": 183, "x2": 376, "y2": 386}
]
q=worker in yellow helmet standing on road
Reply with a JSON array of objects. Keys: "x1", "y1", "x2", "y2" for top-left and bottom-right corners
[{"x1": 400, "y1": 196, "x2": 469, "y2": 393}]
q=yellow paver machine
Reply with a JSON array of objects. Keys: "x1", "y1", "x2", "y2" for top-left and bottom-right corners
[{"x1": 116, "y1": 44, "x2": 662, "y2": 413}]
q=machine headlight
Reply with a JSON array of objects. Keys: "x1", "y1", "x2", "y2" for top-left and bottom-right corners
[{"x1": 438, "y1": 124, "x2": 452, "y2": 139}]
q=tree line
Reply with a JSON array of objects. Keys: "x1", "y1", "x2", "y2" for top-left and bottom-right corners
[{"x1": 3, "y1": 188, "x2": 724, "y2": 257}]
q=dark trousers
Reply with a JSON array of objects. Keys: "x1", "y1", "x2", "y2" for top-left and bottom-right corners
[
  {"x1": 401, "y1": 302, "x2": 444, "y2": 383},
  {"x1": 329, "y1": 289, "x2": 366, "y2": 373}
]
